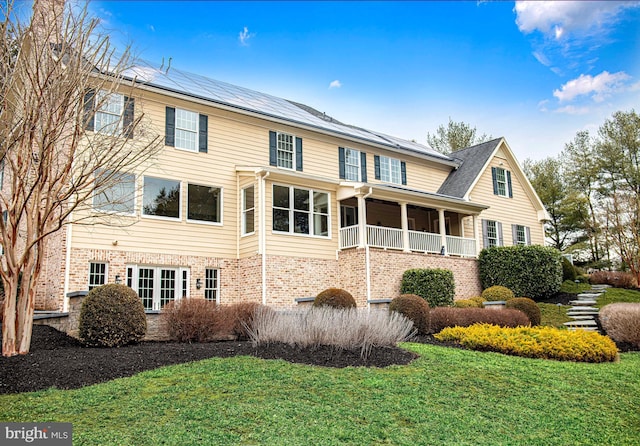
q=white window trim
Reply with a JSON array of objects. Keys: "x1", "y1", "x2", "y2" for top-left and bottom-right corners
[
  {"x1": 276, "y1": 132, "x2": 296, "y2": 170},
  {"x1": 486, "y1": 220, "x2": 499, "y2": 247},
  {"x1": 204, "y1": 268, "x2": 221, "y2": 305},
  {"x1": 88, "y1": 262, "x2": 108, "y2": 291},
  {"x1": 379, "y1": 155, "x2": 402, "y2": 184},
  {"x1": 94, "y1": 91, "x2": 124, "y2": 135},
  {"x1": 495, "y1": 167, "x2": 511, "y2": 197},
  {"x1": 272, "y1": 184, "x2": 331, "y2": 239},
  {"x1": 141, "y1": 176, "x2": 182, "y2": 222},
  {"x1": 241, "y1": 186, "x2": 256, "y2": 236},
  {"x1": 515, "y1": 224, "x2": 529, "y2": 246},
  {"x1": 92, "y1": 170, "x2": 137, "y2": 216},
  {"x1": 344, "y1": 148, "x2": 361, "y2": 182},
  {"x1": 185, "y1": 183, "x2": 223, "y2": 226},
  {"x1": 126, "y1": 264, "x2": 189, "y2": 311},
  {"x1": 174, "y1": 108, "x2": 199, "y2": 153}
]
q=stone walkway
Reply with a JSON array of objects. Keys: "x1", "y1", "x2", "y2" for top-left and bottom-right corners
[{"x1": 563, "y1": 284, "x2": 610, "y2": 332}]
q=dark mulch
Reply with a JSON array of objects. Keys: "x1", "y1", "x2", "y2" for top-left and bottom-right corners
[
  {"x1": 0, "y1": 325, "x2": 427, "y2": 395},
  {"x1": 538, "y1": 292, "x2": 578, "y2": 306}
]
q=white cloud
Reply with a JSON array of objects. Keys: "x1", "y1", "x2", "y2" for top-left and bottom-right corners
[
  {"x1": 329, "y1": 80, "x2": 342, "y2": 89},
  {"x1": 147, "y1": 24, "x2": 155, "y2": 33},
  {"x1": 514, "y1": 1, "x2": 639, "y2": 39},
  {"x1": 553, "y1": 71, "x2": 631, "y2": 102},
  {"x1": 239, "y1": 26, "x2": 255, "y2": 46},
  {"x1": 554, "y1": 105, "x2": 590, "y2": 115}
]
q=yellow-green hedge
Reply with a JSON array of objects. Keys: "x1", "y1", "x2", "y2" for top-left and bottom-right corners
[{"x1": 434, "y1": 324, "x2": 619, "y2": 362}]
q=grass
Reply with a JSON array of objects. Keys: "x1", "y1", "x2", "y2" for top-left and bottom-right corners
[
  {"x1": 538, "y1": 303, "x2": 571, "y2": 328},
  {"x1": 596, "y1": 288, "x2": 640, "y2": 308},
  {"x1": 1, "y1": 346, "x2": 639, "y2": 445}
]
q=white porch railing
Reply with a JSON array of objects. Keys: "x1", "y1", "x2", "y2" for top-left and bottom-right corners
[
  {"x1": 367, "y1": 225, "x2": 403, "y2": 250},
  {"x1": 446, "y1": 235, "x2": 477, "y2": 257},
  {"x1": 338, "y1": 225, "x2": 477, "y2": 257},
  {"x1": 339, "y1": 225, "x2": 359, "y2": 249},
  {"x1": 408, "y1": 230, "x2": 442, "y2": 254}
]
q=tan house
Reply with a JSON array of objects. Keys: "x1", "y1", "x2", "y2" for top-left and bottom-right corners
[{"x1": 36, "y1": 63, "x2": 548, "y2": 312}]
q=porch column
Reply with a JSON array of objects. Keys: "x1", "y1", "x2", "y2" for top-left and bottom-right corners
[
  {"x1": 400, "y1": 202, "x2": 410, "y2": 252},
  {"x1": 473, "y1": 214, "x2": 480, "y2": 256},
  {"x1": 357, "y1": 194, "x2": 368, "y2": 248},
  {"x1": 438, "y1": 208, "x2": 447, "y2": 256}
]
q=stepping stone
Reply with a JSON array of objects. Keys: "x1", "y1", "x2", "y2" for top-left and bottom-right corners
[
  {"x1": 570, "y1": 300, "x2": 596, "y2": 306},
  {"x1": 577, "y1": 293, "x2": 601, "y2": 299},
  {"x1": 564, "y1": 320, "x2": 598, "y2": 328},
  {"x1": 568, "y1": 315, "x2": 596, "y2": 320}
]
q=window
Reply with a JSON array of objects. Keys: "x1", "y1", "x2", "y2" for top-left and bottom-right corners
[
  {"x1": 165, "y1": 107, "x2": 208, "y2": 153},
  {"x1": 88, "y1": 262, "x2": 107, "y2": 290},
  {"x1": 126, "y1": 265, "x2": 189, "y2": 311},
  {"x1": 242, "y1": 186, "x2": 255, "y2": 235},
  {"x1": 84, "y1": 89, "x2": 134, "y2": 138},
  {"x1": 345, "y1": 149, "x2": 360, "y2": 181},
  {"x1": 142, "y1": 177, "x2": 181, "y2": 219},
  {"x1": 340, "y1": 205, "x2": 358, "y2": 227},
  {"x1": 375, "y1": 155, "x2": 406, "y2": 185},
  {"x1": 93, "y1": 170, "x2": 136, "y2": 214},
  {"x1": 483, "y1": 220, "x2": 503, "y2": 248},
  {"x1": 205, "y1": 268, "x2": 220, "y2": 304},
  {"x1": 269, "y1": 131, "x2": 303, "y2": 171},
  {"x1": 492, "y1": 167, "x2": 513, "y2": 198},
  {"x1": 513, "y1": 224, "x2": 530, "y2": 246},
  {"x1": 187, "y1": 183, "x2": 221, "y2": 223},
  {"x1": 272, "y1": 185, "x2": 329, "y2": 237}
]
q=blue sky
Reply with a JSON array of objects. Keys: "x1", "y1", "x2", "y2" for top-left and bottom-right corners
[{"x1": 86, "y1": 1, "x2": 640, "y2": 161}]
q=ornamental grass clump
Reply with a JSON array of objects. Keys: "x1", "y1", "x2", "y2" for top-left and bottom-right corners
[
  {"x1": 435, "y1": 324, "x2": 619, "y2": 362},
  {"x1": 389, "y1": 294, "x2": 430, "y2": 335},
  {"x1": 600, "y1": 303, "x2": 640, "y2": 348},
  {"x1": 429, "y1": 307, "x2": 529, "y2": 334},
  {"x1": 79, "y1": 284, "x2": 147, "y2": 347}
]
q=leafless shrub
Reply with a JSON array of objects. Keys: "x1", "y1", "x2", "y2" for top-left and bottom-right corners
[
  {"x1": 161, "y1": 299, "x2": 219, "y2": 342},
  {"x1": 429, "y1": 307, "x2": 530, "y2": 334},
  {"x1": 246, "y1": 307, "x2": 415, "y2": 358},
  {"x1": 590, "y1": 271, "x2": 637, "y2": 289},
  {"x1": 600, "y1": 303, "x2": 640, "y2": 348}
]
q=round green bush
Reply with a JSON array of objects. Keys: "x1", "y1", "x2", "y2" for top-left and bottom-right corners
[
  {"x1": 481, "y1": 285, "x2": 515, "y2": 302},
  {"x1": 389, "y1": 294, "x2": 430, "y2": 334},
  {"x1": 454, "y1": 297, "x2": 483, "y2": 308},
  {"x1": 505, "y1": 297, "x2": 541, "y2": 326},
  {"x1": 314, "y1": 288, "x2": 356, "y2": 309},
  {"x1": 79, "y1": 284, "x2": 147, "y2": 347}
]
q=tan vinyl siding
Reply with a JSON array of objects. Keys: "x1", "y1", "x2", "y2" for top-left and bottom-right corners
[{"x1": 471, "y1": 154, "x2": 544, "y2": 246}]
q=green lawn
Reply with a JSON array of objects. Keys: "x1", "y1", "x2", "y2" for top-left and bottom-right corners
[
  {"x1": 1, "y1": 345, "x2": 639, "y2": 445},
  {"x1": 596, "y1": 287, "x2": 640, "y2": 307}
]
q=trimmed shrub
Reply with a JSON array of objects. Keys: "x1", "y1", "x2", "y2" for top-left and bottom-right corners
[
  {"x1": 314, "y1": 288, "x2": 357, "y2": 309},
  {"x1": 429, "y1": 307, "x2": 530, "y2": 334},
  {"x1": 600, "y1": 303, "x2": 640, "y2": 348},
  {"x1": 79, "y1": 284, "x2": 147, "y2": 347},
  {"x1": 590, "y1": 271, "x2": 637, "y2": 289},
  {"x1": 435, "y1": 324, "x2": 618, "y2": 362},
  {"x1": 162, "y1": 299, "x2": 218, "y2": 342},
  {"x1": 481, "y1": 285, "x2": 515, "y2": 302},
  {"x1": 389, "y1": 294, "x2": 430, "y2": 335},
  {"x1": 562, "y1": 257, "x2": 577, "y2": 282},
  {"x1": 220, "y1": 302, "x2": 269, "y2": 340},
  {"x1": 506, "y1": 297, "x2": 541, "y2": 326},
  {"x1": 479, "y1": 245, "x2": 562, "y2": 301},
  {"x1": 401, "y1": 269, "x2": 455, "y2": 307},
  {"x1": 454, "y1": 298, "x2": 482, "y2": 308}
]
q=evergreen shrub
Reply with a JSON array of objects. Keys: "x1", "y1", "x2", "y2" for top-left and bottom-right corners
[
  {"x1": 389, "y1": 294, "x2": 430, "y2": 334},
  {"x1": 506, "y1": 297, "x2": 541, "y2": 326},
  {"x1": 314, "y1": 288, "x2": 357, "y2": 309},
  {"x1": 400, "y1": 268, "x2": 455, "y2": 307}
]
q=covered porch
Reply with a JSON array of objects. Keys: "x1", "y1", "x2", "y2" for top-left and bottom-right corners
[{"x1": 337, "y1": 184, "x2": 487, "y2": 258}]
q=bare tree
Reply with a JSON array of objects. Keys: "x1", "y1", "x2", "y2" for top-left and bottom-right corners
[
  {"x1": 0, "y1": 0, "x2": 162, "y2": 356},
  {"x1": 426, "y1": 118, "x2": 492, "y2": 154}
]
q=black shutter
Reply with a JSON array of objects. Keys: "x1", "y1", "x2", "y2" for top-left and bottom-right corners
[
  {"x1": 360, "y1": 152, "x2": 367, "y2": 182},
  {"x1": 374, "y1": 155, "x2": 381, "y2": 180},
  {"x1": 507, "y1": 170, "x2": 513, "y2": 198},
  {"x1": 295, "y1": 137, "x2": 303, "y2": 171},
  {"x1": 338, "y1": 147, "x2": 346, "y2": 179},
  {"x1": 491, "y1": 167, "x2": 498, "y2": 195},
  {"x1": 165, "y1": 107, "x2": 175, "y2": 147},
  {"x1": 401, "y1": 161, "x2": 407, "y2": 185},
  {"x1": 123, "y1": 96, "x2": 134, "y2": 139},
  {"x1": 83, "y1": 89, "x2": 95, "y2": 131},
  {"x1": 198, "y1": 114, "x2": 208, "y2": 153},
  {"x1": 269, "y1": 131, "x2": 277, "y2": 166}
]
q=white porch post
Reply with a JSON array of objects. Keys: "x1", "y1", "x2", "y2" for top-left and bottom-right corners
[
  {"x1": 357, "y1": 194, "x2": 368, "y2": 248},
  {"x1": 438, "y1": 208, "x2": 447, "y2": 256},
  {"x1": 400, "y1": 202, "x2": 410, "y2": 252},
  {"x1": 473, "y1": 214, "x2": 480, "y2": 256}
]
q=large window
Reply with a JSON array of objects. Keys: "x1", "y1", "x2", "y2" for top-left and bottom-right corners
[
  {"x1": 204, "y1": 268, "x2": 220, "y2": 304},
  {"x1": 242, "y1": 186, "x2": 255, "y2": 235},
  {"x1": 380, "y1": 156, "x2": 401, "y2": 184},
  {"x1": 88, "y1": 262, "x2": 107, "y2": 291},
  {"x1": 492, "y1": 167, "x2": 513, "y2": 198},
  {"x1": 345, "y1": 148, "x2": 361, "y2": 181},
  {"x1": 93, "y1": 170, "x2": 136, "y2": 214},
  {"x1": 126, "y1": 265, "x2": 189, "y2": 311},
  {"x1": 483, "y1": 220, "x2": 503, "y2": 248},
  {"x1": 174, "y1": 108, "x2": 199, "y2": 151},
  {"x1": 187, "y1": 183, "x2": 221, "y2": 224},
  {"x1": 94, "y1": 91, "x2": 124, "y2": 135},
  {"x1": 273, "y1": 185, "x2": 329, "y2": 237},
  {"x1": 142, "y1": 177, "x2": 181, "y2": 219},
  {"x1": 277, "y1": 132, "x2": 294, "y2": 169}
]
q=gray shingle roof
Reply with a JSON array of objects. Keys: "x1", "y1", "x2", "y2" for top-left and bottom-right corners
[
  {"x1": 124, "y1": 61, "x2": 453, "y2": 164},
  {"x1": 437, "y1": 138, "x2": 503, "y2": 199}
]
